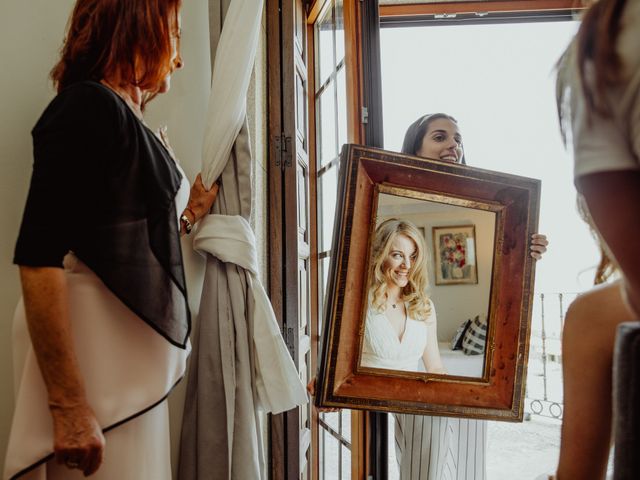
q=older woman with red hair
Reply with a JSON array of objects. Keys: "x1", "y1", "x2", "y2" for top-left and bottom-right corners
[{"x1": 4, "y1": 1, "x2": 218, "y2": 478}]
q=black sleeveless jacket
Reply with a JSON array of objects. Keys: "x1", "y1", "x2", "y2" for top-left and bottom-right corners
[{"x1": 14, "y1": 81, "x2": 190, "y2": 348}]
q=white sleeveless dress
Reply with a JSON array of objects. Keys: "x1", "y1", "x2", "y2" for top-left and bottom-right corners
[
  {"x1": 361, "y1": 303, "x2": 486, "y2": 480},
  {"x1": 4, "y1": 166, "x2": 191, "y2": 480},
  {"x1": 361, "y1": 306, "x2": 428, "y2": 372}
]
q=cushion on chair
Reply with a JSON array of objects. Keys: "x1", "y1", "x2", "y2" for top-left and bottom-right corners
[
  {"x1": 461, "y1": 315, "x2": 487, "y2": 355},
  {"x1": 450, "y1": 319, "x2": 472, "y2": 350}
]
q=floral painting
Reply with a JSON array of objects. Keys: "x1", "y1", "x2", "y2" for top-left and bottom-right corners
[{"x1": 432, "y1": 225, "x2": 478, "y2": 285}]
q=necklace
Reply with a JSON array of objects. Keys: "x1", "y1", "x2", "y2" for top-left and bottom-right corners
[{"x1": 388, "y1": 297, "x2": 401, "y2": 309}]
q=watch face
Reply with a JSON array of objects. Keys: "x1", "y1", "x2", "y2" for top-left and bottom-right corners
[{"x1": 181, "y1": 214, "x2": 192, "y2": 233}]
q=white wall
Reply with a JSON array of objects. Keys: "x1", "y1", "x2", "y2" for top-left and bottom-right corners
[
  {"x1": 417, "y1": 209, "x2": 495, "y2": 341},
  {"x1": 0, "y1": 0, "x2": 268, "y2": 474}
]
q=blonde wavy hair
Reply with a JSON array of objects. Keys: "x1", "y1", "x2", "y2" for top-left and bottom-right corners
[{"x1": 368, "y1": 219, "x2": 432, "y2": 321}]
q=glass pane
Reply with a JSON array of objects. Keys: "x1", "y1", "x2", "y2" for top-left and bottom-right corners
[
  {"x1": 388, "y1": 414, "x2": 399, "y2": 480},
  {"x1": 318, "y1": 255, "x2": 332, "y2": 334},
  {"x1": 335, "y1": 0, "x2": 345, "y2": 64},
  {"x1": 321, "y1": 256, "x2": 331, "y2": 300},
  {"x1": 297, "y1": 164, "x2": 309, "y2": 243},
  {"x1": 336, "y1": 66, "x2": 347, "y2": 151},
  {"x1": 315, "y1": 6, "x2": 334, "y2": 87},
  {"x1": 319, "y1": 165, "x2": 338, "y2": 251},
  {"x1": 320, "y1": 428, "x2": 326, "y2": 479},
  {"x1": 380, "y1": 20, "x2": 582, "y2": 480},
  {"x1": 341, "y1": 409, "x2": 351, "y2": 443},
  {"x1": 322, "y1": 432, "x2": 340, "y2": 480},
  {"x1": 323, "y1": 411, "x2": 340, "y2": 431},
  {"x1": 341, "y1": 445, "x2": 351, "y2": 480},
  {"x1": 317, "y1": 82, "x2": 338, "y2": 167}
]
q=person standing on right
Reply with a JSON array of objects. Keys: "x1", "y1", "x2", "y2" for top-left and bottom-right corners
[{"x1": 553, "y1": 0, "x2": 640, "y2": 479}]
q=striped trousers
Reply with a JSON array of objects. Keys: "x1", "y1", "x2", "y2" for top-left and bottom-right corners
[{"x1": 394, "y1": 414, "x2": 487, "y2": 480}]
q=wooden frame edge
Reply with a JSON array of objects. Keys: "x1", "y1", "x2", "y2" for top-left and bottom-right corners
[
  {"x1": 379, "y1": 0, "x2": 584, "y2": 18},
  {"x1": 317, "y1": 144, "x2": 541, "y2": 422}
]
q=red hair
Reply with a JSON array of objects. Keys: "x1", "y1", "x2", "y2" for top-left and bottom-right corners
[{"x1": 51, "y1": 0, "x2": 182, "y2": 93}]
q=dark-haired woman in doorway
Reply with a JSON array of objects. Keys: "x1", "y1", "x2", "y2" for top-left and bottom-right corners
[{"x1": 394, "y1": 113, "x2": 548, "y2": 480}]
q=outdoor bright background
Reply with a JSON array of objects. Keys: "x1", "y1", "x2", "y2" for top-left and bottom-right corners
[
  {"x1": 379, "y1": 19, "x2": 602, "y2": 479},
  {"x1": 380, "y1": 19, "x2": 597, "y2": 297}
]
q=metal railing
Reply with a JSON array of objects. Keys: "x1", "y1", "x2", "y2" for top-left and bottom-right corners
[{"x1": 524, "y1": 292, "x2": 580, "y2": 420}]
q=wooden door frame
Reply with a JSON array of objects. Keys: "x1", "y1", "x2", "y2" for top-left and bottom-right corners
[
  {"x1": 379, "y1": 0, "x2": 581, "y2": 18},
  {"x1": 305, "y1": 0, "x2": 371, "y2": 478},
  {"x1": 266, "y1": 0, "x2": 287, "y2": 475},
  {"x1": 359, "y1": 2, "x2": 583, "y2": 479},
  {"x1": 269, "y1": 1, "x2": 583, "y2": 478},
  {"x1": 267, "y1": 0, "x2": 303, "y2": 477}
]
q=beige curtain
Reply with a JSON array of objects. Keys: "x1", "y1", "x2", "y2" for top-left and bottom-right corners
[{"x1": 177, "y1": 0, "x2": 306, "y2": 478}]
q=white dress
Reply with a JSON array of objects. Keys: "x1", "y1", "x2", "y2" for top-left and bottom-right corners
[
  {"x1": 361, "y1": 303, "x2": 486, "y2": 480},
  {"x1": 361, "y1": 307, "x2": 428, "y2": 372},
  {"x1": 3, "y1": 167, "x2": 191, "y2": 480}
]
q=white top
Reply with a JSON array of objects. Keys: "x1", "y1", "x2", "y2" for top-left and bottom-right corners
[
  {"x1": 568, "y1": 0, "x2": 640, "y2": 179},
  {"x1": 360, "y1": 301, "x2": 436, "y2": 372}
]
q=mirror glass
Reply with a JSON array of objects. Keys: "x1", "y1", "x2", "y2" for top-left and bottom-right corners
[{"x1": 358, "y1": 191, "x2": 496, "y2": 379}]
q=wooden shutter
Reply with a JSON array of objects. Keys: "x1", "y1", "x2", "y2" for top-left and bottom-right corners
[{"x1": 268, "y1": 0, "x2": 313, "y2": 477}]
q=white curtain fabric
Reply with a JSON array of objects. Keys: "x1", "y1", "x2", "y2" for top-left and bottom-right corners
[
  {"x1": 194, "y1": 215, "x2": 308, "y2": 414},
  {"x1": 199, "y1": 0, "x2": 264, "y2": 190},
  {"x1": 177, "y1": 0, "x2": 306, "y2": 478}
]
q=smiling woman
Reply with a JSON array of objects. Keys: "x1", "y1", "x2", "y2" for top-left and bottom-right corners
[
  {"x1": 401, "y1": 113, "x2": 466, "y2": 164},
  {"x1": 360, "y1": 219, "x2": 444, "y2": 374}
]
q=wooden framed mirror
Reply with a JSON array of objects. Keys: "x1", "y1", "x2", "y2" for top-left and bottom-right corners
[{"x1": 315, "y1": 143, "x2": 540, "y2": 421}]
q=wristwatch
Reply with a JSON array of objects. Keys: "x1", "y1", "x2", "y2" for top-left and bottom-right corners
[{"x1": 180, "y1": 214, "x2": 193, "y2": 234}]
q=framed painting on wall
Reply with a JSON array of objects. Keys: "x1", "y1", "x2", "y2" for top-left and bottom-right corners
[{"x1": 433, "y1": 225, "x2": 478, "y2": 285}]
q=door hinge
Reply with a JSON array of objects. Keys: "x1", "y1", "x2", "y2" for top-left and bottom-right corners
[
  {"x1": 282, "y1": 326, "x2": 296, "y2": 357},
  {"x1": 274, "y1": 134, "x2": 293, "y2": 169},
  {"x1": 361, "y1": 106, "x2": 369, "y2": 124}
]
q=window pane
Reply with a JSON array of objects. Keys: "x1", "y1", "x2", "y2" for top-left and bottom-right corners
[
  {"x1": 380, "y1": 20, "x2": 585, "y2": 480},
  {"x1": 335, "y1": 0, "x2": 345, "y2": 64},
  {"x1": 336, "y1": 66, "x2": 347, "y2": 151},
  {"x1": 322, "y1": 411, "x2": 340, "y2": 432},
  {"x1": 322, "y1": 430, "x2": 340, "y2": 480},
  {"x1": 315, "y1": 6, "x2": 335, "y2": 87},
  {"x1": 319, "y1": 165, "x2": 338, "y2": 251},
  {"x1": 341, "y1": 409, "x2": 351, "y2": 443},
  {"x1": 318, "y1": 256, "x2": 332, "y2": 334},
  {"x1": 320, "y1": 428, "x2": 326, "y2": 479},
  {"x1": 317, "y1": 82, "x2": 338, "y2": 167},
  {"x1": 341, "y1": 445, "x2": 351, "y2": 480}
]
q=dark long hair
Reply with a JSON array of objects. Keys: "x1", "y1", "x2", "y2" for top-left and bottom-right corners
[
  {"x1": 575, "y1": 0, "x2": 628, "y2": 116},
  {"x1": 401, "y1": 113, "x2": 466, "y2": 164},
  {"x1": 51, "y1": 0, "x2": 182, "y2": 92},
  {"x1": 557, "y1": 0, "x2": 628, "y2": 128},
  {"x1": 557, "y1": 0, "x2": 628, "y2": 284}
]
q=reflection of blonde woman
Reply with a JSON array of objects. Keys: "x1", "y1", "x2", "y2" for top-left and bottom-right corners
[
  {"x1": 363, "y1": 219, "x2": 467, "y2": 480},
  {"x1": 361, "y1": 218, "x2": 444, "y2": 374}
]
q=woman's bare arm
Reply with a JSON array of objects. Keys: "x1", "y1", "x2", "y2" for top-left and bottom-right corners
[
  {"x1": 577, "y1": 171, "x2": 640, "y2": 317},
  {"x1": 422, "y1": 309, "x2": 446, "y2": 374},
  {"x1": 19, "y1": 266, "x2": 104, "y2": 475}
]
